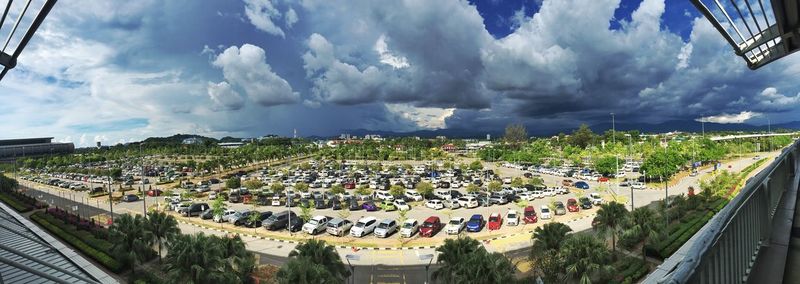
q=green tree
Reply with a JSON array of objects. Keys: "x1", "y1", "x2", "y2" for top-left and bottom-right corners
[
  {"x1": 433, "y1": 237, "x2": 514, "y2": 283},
  {"x1": 145, "y1": 211, "x2": 180, "y2": 263},
  {"x1": 510, "y1": 177, "x2": 525, "y2": 188},
  {"x1": 468, "y1": 160, "x2": 483, "y2": 171},
  {"x1": 330, "y1": 184, "x2": 345, "y2": 195},
  {"x1": 415, "y1": 181, "x2": 434, "y2": 200},
  {"x1": 299, "y1": 200, "x2": 315, "y2": 222},
  {"x1": 282, "y1": 239, "x2": 351, "y2": 282},
  {"x1": 355, "y1": 185, "x2": 372, "y2": 196},
  {"x1": 211, "y1": 194, "x2": 225, "y2": 220},
  {"x1": 504, "y1": 123, "x2": 528, "y2": 144},
  {"x1": 570, "y1": 124, "x2": 596, "y2": 149},
  {"x1": 294, "y1": 182, "x2": 309, "y2": 193},
  {"x1": 225, "y1": 177, "x2": 241, "y2": 189},
  {"x1": 532, "y1": 222, "x2": 573, "y2": 253},
  {"x1": 271, "y1": 182, "x2": 286, "y2": 195},
  {"x1": 487, "y1": 181, "x2": 502, "y2": 192},
  {"x1": 465, "y1": 183, "x2": 480, "y2": 194},
  {"x1": 623, "y1": 207, "x2": 665, "y2": 263},
  {"x1": 389, "y1": 184, "x2": 405, "y2": 197},
  {"x1": 592, "y1": 202, "x2": 628, "y2": 255},
  {"x1": 243, "y1": 179, "x2": 263, "y2": 191},
  {"x1": 528, "y1": 177, "x2": 545, "y2": 186},
  {"x1": 109, "y1": 214, "x2": 153, "y2": 274},
  {"x1": 163, "y1": 233, "x2": 254, "y2": 283},
  {"x1": 593, "y1": 156, "x2": 618, "y2": 176},
  {"x1": 561, "y1": 234, "x2": 613, "y2": 284},
  {"x1": 277, "y1": 257, "x2": 338, "y2": 284}
]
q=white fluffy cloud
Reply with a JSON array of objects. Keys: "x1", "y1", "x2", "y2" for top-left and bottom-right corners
[
  {"x1": 696, "y1": 111, "x2": 762, "y2": 124},
  {"x1": 207, "y1": 81, "x2": 245, "y2": 111},
  {"x1": 244, "y1": 0, "x2": 285, "y2": 37},
  {"x1": 212, "y1": 44, "x2": 300, "y2": 106}
]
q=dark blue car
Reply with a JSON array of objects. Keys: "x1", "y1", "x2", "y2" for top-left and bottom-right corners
[
  {"x1": 466, "y1": 214, "x2": 484, "y2": 232},
  {"x1": 575, "y1": 181, "x2": 590, "y2": 189}
]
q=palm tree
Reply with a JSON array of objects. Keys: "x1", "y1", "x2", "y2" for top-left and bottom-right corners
[
  {"x1": 109, "y1": 214, "x2": 153, "y2": 274},
  {"x1": 462, "y1": 250, "x2": 515, "y2": 284},
  {"x1": 532, "y1": 222, "x2": 573, "y2": 253},
  {"x1": 432, "y1": 237, "x2": 482, "y2": 283},
  {"x1": 287, "y1": 239, "x2": 350, "y2": 281},
  {"x1": 561, "y1": 234, "x2": 613, "y2": 284},
  {"x1": 592, "y1": 201, "x2": 628, "y2": 254},
  {"x1": 220, "y1": 235, "x2": 257, "y2": 282},
  {"x1": 276, "y1": 257, "x2": 338, "y2": 284},
  {"x1": 163, "y1": 233, "x2": 231, "y2": 283},
  {"x1": 145, "y1": 211, "x2": 180, "y2": 263},
  {"x1": 624, "y1": 207, "x2": 665, "y2": 263}
]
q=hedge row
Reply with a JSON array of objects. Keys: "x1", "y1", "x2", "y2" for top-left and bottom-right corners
[
  {"x1": 31, "y1": 212, "x2": 122, "y2": 272},
  {"x1": 38, "y1": 212, "x2": 114, "y2": 255},
  {"x1": 654, "y1": 211, "x2": 715, "y2": 259},
  {"x1": 0, "y1": 193, "x2": 33, "y2": 212},
  {"x1": 608, "y1": 257, "x2": 650, "y2": 284}
]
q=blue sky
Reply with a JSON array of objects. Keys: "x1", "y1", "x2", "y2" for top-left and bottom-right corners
[{"x1": 1, "y1": 0, "x2": 799, "y2": 146}]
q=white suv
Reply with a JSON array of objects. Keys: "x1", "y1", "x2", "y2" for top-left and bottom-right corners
[
  {"x1": 303, "y1": 215, "x2": 332, "y2": 235},
  {"x1": 506, "y1": 210, "x2": 520, "y2": 226},
  {"x1": 540, "y1": 205, "x2": 552, "y2": 219},
  {"x1": 405, "y1": 190, "x2": 424, "y2": 201},
  {"x1": 457, "y1": 196, "x2": 478, "y2": 208},
  {"x1": 425, "y1": 199, "x2": 445, "y2": 210},
  {"x1": 445, "y1": 217, "x2": 466, "y2": 235},
  {"x1": 400, "y1": 219, "x2": 419, "y2": 238},
  {"x1": 350, "y1": 216, "x2": 378, "y2": 237}
]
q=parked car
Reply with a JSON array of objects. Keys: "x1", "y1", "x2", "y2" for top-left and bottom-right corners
[
  {"x1": 632, "y1": 182, "x2": 645, "y2": 190},
  {"x1": 287, "y1": 217, "x2": 304, "y2": 232},
  {"x1": 326, "y1": 218, "x2": 353, "y2": 237},
  {"x1": 489, "y1": 194, "x2": 509, "y2": 205},
  {"x1": 271, "y1": 196, "x2": 282, "y2": 206},
  {"x1": 181, "y1": 203, "x2": 210, "y2": 217},
  {"x1": 442, "y1": 199, "x2": 461, "y2": 209},
  {"x1": 349, "y1": 198, "x2": 361, "y2": 211},
  {"x1": 381, "y1": 200, "x2": 397, "y2": 211},
  {"x1": 215, "y1": 209, "x2": 236, "y2": 223},
  {"x1": 393, "y1": 199, "x2": 411, "y2": 211},
  {"x1": 566, "y1": 198, "x2": 580, "y2": 212},
  {"x1": 122, "y1": 194, "x2": 139, "y2": 202},
  {"x1": 554, "y1": 201, "x2": 567, "y2": 215},
  {"x1": 400, "y1": 219, "x2": 419, "y2": 238},
  {"x1": 231, "y1": 210, "x2": 252, "y2": 226},
  {"x1": 554, "y1": 186, "x2": 569, "y2": 195},
  {"x1": 588, "y1": 193, "x2": 603, "y2": 205},
  {"x1": 425, "y1": 199, "x2": 445, "y2": 210},
  {"x1": 523, "y1": 206, "x2": 538, "y2": 224},
  {"x1": 350, "y1": 216, "x2": 379, "y2": 237},
  {"x1": 487, "y1": 213, "x2": 502, "y2": 230},
  {"x1": 445, "y1": 217, "x2": 466, "y2": 235},
  {"x1": 562, "y1": 179, "x2": 573, "y2": 187},
  {"x1": 465, "y1": 214, "x2": 484, "y2": 232},
  {"x1": 419, "y1": 216, "x2": 442, "y2": 237},
  {"x1": 263, "y1": 211, "x2": 298, "y2": 230},
  {"x1": 244, "y1": 211, "x2": 273, "y2": 228},
  {"x1": 405, "y1": 190, "x2": 424, "y2": 201},
  {"x1": 303, "y1": 215, "x2": 333, "y2": 235},
  {"x1": 540, "y1": 205, "x2": 552, "y2": 219},
  {"x1": 328, "y1": 198, "x2": 343, "y2": 210},
  {"x1": 579, "y1": 197, "x2": 593, "y2": 209},
  {"x1": 362, "y1": 201, "x2": 379, "y2": 211},
  {"x1": 506, "y1": 210, "x2": 519, "y2": 226},
  {"x1": 457, "y1": 196, "x2": 479, "y2": 208},
  {"x1": 574, "y1": 181, "x2": 590, "y2": 189},
  {"x1": 146, "y1": 189, "x2": 163, "y2": 197},
  {"x1": 374, "y1": 219, "x2": 398, "y2": 238},
  {"x1": 200, "y1": 208, "x2": 214, "y2": 220}
]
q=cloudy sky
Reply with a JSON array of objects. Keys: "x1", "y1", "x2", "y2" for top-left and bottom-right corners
[{"x1": 1, "y1": 0, "x2": 799, "y2": 146}]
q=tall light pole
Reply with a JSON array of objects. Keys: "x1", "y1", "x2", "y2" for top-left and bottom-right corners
[
  {"x1": 140, "y1": 143, "x2": 147, "y2": 217},
  {"x1": 419, "y1": 253, "x2": 435, "y2": 284},
  {"x1": 624, "y1": 133, "x2": 632, "y2": 210},
  {"x1": 611, "y1": 113, "x2": 618, "y2": 196},
  {"x1": 346, "y1": 254, "x2": 360, "y2": 284}
]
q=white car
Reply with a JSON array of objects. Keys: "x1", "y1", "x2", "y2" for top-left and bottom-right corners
[
  {"x1": 518, "y1": 192, "x2": 535, "y2": 201},
  {"x1": 542, "y1": 188, "x2": 556, "y2": 197},
  {"x1": 350, "y1": 216, "x2": 378, "y2": 237},
  {"x1": 540, "y1": 205, "x2": 552, "y2": 219},
  {"x1": 425, "y1": 199, "x2": 445, "y2": 210},
  {"x1": 208, "y1": 192, "x2": 218, "y2": 200},
  {"x1": 271, "y1": 196, "x2": 282, "y2": 206},
  {"x1": 400, "y1": 219, "x2": 419, "y2": 238},
  {"x1": 326, "y1": 218, "x2": 353, "y2": 237},
  {"x1": 531, "y1": 190, "x2": 544, "y2": 199},
  {"x1": 457, "y1": 196, "x2": 479, "y2": 208},
  {"x1": 445, "y1": 217, "x2": 466, "y2": 235},
  {"x1": 374, "y1": 219, "x2": 398, "y2": 238},
  {"x1": 405, "y1": 190, "x2": 424, "y2": 201},
  {"x1": 303, "y1": 215, "x2": 332, "y2": 235},
  {"x1": 554, "y1": 186, "x2": 569, "y2": 195},
  {"x1": 374, "y1": 190, "x2": 394, "y2": 201},
  {"x1": 214, "y1": 209, "x2": 235, "y2": 223},
  {"x1": 632, "y1": 182, "x2": 645, "y2": 190},
  {"x1": 589, "y1": 193, "x2": 603, "y2": 205},
  {"x1": 506, "y1": 210, "x2": 520, "y2": 226},
  {"x1": 434, "y1": 189, "x2": 451, "y2": 200},
  {"x1": 393, "y1": 199, "x2": 411, "y2": 211}
]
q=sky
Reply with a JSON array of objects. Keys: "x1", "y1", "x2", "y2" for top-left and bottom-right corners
[{"x1": 2, "y1": 0, "x2": 800, "y2": 146}]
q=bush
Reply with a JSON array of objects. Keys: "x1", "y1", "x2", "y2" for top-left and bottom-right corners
[
  {"x1": 0, "y1": 193, "x2": 33, "y2": 212},
  {"x1": 31, "y1": 212, "x2": 122, "y2": 272}
]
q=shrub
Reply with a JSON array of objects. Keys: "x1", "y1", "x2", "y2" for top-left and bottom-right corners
[
  {"x1": 0, "y1": 193, "x2": 33, "y2": 212},
  {"x1": 31, "y1": 213, "x2": 122, "y2": 272}
]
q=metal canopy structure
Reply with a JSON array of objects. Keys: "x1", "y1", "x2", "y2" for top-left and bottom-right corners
[
  {"x1": 690, "y1": 0, "x2": 800, "y2": 69},
  {"x1": 0, "y1": 0, "x2": 57, "y2": 81}
]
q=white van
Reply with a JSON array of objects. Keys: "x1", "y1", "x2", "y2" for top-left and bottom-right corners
[{"x1": 457, "y1": 196, "x2": 478, "y2": 208}]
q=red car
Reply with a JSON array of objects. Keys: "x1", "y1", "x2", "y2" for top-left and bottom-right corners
[
  {"x1": 344, "y1": 182, "x2": 355, "y2": 189},
  {"x1": 567, "y1": 198, "x2": 580, "y2": 212},
  {"x1": 420, "y1": 216, "x2": 442, "y2": 237},
  {"x1": 487, "y1": 213, "x2": 503, "y2": 230},
  {"x1": 146, "y1": 189, "x2": 163, "y2": 197},
  {"x1": 597, "y1": 177, "x2": 609, "y2": 182},
  {"x1": 523, "y1": 206, "x2": 538, "y2": 224}
]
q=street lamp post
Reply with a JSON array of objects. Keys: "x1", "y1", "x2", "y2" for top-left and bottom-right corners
[
  {"x1": 419, "y1": 253, "x2": 435, "y2": 284},
  {"x1": 612, "y1": 113, "x2": 618, "y2": 197},
  {"x1": 345, "y1": 254, "x2": 360, "y2": 284}
]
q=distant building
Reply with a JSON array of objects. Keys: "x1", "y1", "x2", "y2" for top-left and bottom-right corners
[
  {"x1": 364, "y1": 134, "x2": 384, "y2": 141},
  {"x1": 466, "y1": 141, "x2": 492, "y2": 151},
  {"x1": 486, "y1": 134, "x2": 491, "y2": 140},
  {"x1": 0, "y1": 137, "x2": 74, "y2": 161},
  {"x1": 440, "y1": 143, "x2": 457, "y2": 152},
  {"x1": 339, "y1": 133, "x2": 352, "y2": 140},
  {"x1": 182, "y1": 137, "x2": 203, "y2": 145},
  {"x1": 435, "y1": 135, "x2": 447, "y2": 140},
  {"x1": 218, "y1": 142, "x2": 244, "y2": 149}
]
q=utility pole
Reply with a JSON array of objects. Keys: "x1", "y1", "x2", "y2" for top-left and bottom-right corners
[
  {"x1": 612, "y1": 113, "x2": 618, "y2": 197},
  {"x1": 702, "y1": 120, "x2": 705, "y2": 138},
  {"x1": 141, "y1": 143, "x2": 147, "y2": 217}
]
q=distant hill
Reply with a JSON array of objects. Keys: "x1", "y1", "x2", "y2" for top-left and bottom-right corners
[{"x1": 142, "y1": 134, "x2": 218, "y2": 145}]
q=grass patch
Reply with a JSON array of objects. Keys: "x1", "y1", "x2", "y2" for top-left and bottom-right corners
[{"x1": 31, "y1": 212, "x2": 122, "y2": 272}]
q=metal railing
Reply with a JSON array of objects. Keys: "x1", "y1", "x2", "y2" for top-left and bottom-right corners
[{"x1": 647, "y1": 139, "x2": 799, "y2": 283}]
